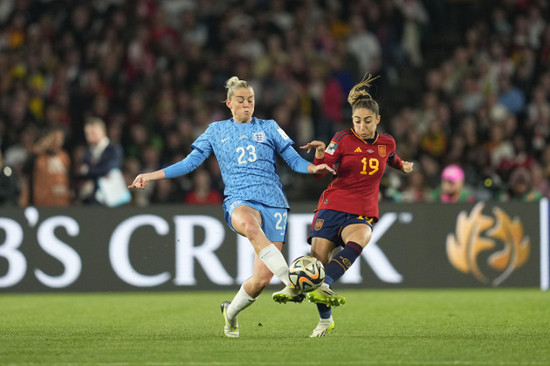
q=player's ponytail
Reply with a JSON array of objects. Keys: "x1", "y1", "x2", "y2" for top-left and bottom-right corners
[
  {"x1": 225, "y1": 76, "x2": 251, "y2": 100},
  {"x1": 348, "y1": 73, "x2": 380, "y2": 115}
]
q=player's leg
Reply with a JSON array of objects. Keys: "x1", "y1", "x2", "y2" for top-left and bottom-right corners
[
  {"x1": 222, "y1": 244, "x2": 282, "y2": 337},
  {"x1": 272, "y1": 236, "x2": 337, "y2": 304},
  {"x1": 311, "y1": 237, "x2": 338, "y2": 266},
  {"x1": 230, "y1": 204, "x2": 291, "y2": 286},
  {"x1": 310, "y1": 317, "x2": 335, "y2": 337},
  {"x1": 308, "y1": 216, "x2": 373, "y2": 337},
  {"x1": 306, "y1": 210, "x2": 348, "y2": 307},
  {"x1": 309, "y1": 237, "x2": 337, "y2": 337},
  {"x1": 221, "y1": 301, "x2": 239, "y2": 337},
  {"x1": 307, "y1": 238, "x2": 347, "y2": 307},
  {"x1": 323, "y1": 222, "x2": 372, "y2": 285},
  {"x1": 244, "y1": 242, "x2": 282, "y2": 297}
]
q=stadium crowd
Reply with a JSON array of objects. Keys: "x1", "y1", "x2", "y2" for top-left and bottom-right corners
[{"x1": 0, "y1": 0, "x2": 549, "y2": 207}]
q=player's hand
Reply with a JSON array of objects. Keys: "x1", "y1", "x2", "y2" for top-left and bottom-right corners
[
  {"x1": 300, "y1": 140, "x2": 326, "y2": 156},
  {"x1": 402, "y1": 161, "x2": 414, "y2": 174},
  {"x1": 128, "y1": 174, "x2": 150, "y2": 189},
  {"x1": 308, "y1": 163, "x2": 336, "y2": 175}
]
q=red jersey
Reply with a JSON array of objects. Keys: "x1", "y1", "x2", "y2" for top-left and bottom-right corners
[{"x1": 314, "y1": 129, "x2": 403, "y2": 219}]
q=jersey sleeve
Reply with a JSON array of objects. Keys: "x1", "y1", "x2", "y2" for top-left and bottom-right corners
[
  {"x1": 279, "y1": 145, "x2": 311, "y2": 173},
  {"x1": 163, "y1": 126, "x2": 213, "y2": 178},
  {"x1": 190, "y1": 125, "x2": 214, "y2": 157},
  {"x1": 163, "y1": 149, "x2": 207, "y2": 178},
  {"x1": 386, "y1": 136, "x2": 404, "y2": 170},
  {"x1": 388, "y1": 153, "x2": 404, "y2": 170},
  {"x1": 268, "y1": 119, "x2": 294, "y2": 153}
]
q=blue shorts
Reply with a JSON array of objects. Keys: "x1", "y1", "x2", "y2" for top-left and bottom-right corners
[
  {"x1": 224, "y1": 200, "x2": 289, "y2": 243},
  {"x1": 309, "y1": 209, "x2": 375, "y2": 247}
]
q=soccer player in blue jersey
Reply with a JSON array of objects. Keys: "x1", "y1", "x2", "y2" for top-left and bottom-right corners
[{"x1": 128, "y1": 76, "x2": 335, "y2": 338}]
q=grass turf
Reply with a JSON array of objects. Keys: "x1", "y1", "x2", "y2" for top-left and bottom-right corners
[{"x1": 0, "y1": 288, "x2": 548, "y2": 365}]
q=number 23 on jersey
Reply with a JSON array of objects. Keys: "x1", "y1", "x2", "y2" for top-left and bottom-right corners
[{"x1": 236, "y1": 145, "x2": 257, "y2": 164}]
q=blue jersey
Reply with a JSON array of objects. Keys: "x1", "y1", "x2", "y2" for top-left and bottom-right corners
[{"x1": 190, "y1": 117, "x2": 296, "y2": 208}]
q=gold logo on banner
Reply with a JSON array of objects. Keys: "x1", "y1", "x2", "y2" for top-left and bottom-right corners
[{"x1": 446, "y1": 202, "x2": 530, "y2": 286}]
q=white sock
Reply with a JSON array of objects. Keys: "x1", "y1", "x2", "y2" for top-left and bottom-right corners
[
  {"x1": 227, "y1": 285, "x2": 256, "y2": 320},
  {"x1": 258, "y1": 243, "x2": 290, "y2": 286}
]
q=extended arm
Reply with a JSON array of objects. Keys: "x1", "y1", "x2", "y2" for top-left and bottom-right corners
[
  {"x1": 301, "y1": 140, "x2": 326, "y2": 160},
  {"x1": 300, "y1": 140, "x2": 336, "y2": 178},
  {"x1": 279, "y1": 145, "x2": 335, "y2": 175},
  {"x1": 128, "y1": 149, "x2": 207, "y2": 189},
  {"x1": 388, "y1": 153, "x2": 413, "y2": 173}
]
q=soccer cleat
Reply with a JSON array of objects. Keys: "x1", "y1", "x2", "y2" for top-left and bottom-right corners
[
  {"x1": 306, "y1": 283, "x2": 346, "y2": 307},
  {"x1": 221, "y1": 301, "x2": 239, "y2": 338},
  {"x1": 272, "y1": 285, "x2": 305, "y2": 304},
  {"x1": 310, "y1": 317, "x2": 335, "y2": 338}
]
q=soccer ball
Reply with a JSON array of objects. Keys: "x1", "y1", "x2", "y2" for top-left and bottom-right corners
[{"x1": 288, "y1": 255, "x2": 325, "y2": 292}]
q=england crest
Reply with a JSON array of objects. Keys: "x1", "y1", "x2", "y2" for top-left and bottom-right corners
[{"x1": 253, "y1": 131, "x2": 266, "y2": 143}]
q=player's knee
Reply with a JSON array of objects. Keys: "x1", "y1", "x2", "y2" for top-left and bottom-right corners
[
  {"x1": 359, "y1": 231, "x2": 372, "y2": 247},
  {"x1": 241, "y1": 222, "x2": 263, "y2": 241},
  {"x1": 349, "y1": 229, "x2": 372, "y2": 247}
]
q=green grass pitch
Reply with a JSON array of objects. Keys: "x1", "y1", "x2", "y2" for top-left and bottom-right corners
[{"x1": 1, "y1": 288, "x2": 548, "y2": 365}]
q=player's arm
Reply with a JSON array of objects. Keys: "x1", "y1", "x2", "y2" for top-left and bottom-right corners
[
  {"x1": 301, "y1": 139, "x2": 340, "y2": 178},
  {"x1": 279, "y1": 145, "x2": 336, "y2": 176},
  {"x1": 300, "y1": 140, "x2": 326, "y2": 161},
  {"x1": 388, "y1": 153, "x2": 413, "y2": 173},
  {"x1": 128, "y1": 149, "x2": 207, "y2": 189}
]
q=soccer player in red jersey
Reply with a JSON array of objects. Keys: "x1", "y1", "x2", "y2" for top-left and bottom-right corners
[{"x1": 273, "y1": 74, "x2": 413, "y2": 337}]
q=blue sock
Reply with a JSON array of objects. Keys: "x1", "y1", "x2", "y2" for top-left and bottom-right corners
[
  {"x1": 324, "y1": 241, "x2": 363, "y2": 287},
  {"x1": 317, "y1": 303, "x2": 332, "y2": 319}
]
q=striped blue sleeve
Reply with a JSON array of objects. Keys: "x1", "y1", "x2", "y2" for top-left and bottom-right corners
[
  {"x1": 279, "y1": 146, "x2": 311, "y2": 174},
  {"x1": 162, "y1": 149, "x2": 207, "y2": 179}
]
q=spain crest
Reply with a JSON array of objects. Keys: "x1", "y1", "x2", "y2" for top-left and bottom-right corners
[
  {"x1": 314, "y1": 219, "x2": 324, "y2": 231},
  {"x1": 378, "y1": 145, "x2": 386, "y2": 157}
]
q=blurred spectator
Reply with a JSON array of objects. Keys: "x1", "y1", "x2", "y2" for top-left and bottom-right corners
[
  {"x1": 0, "y1": 151, "x2": 20, "y2": 206},
  {"x1": 418, "y1": 153, "x2": 440, "y2": 189},
  {"x1": 0, "y1": 1, "x2": 548, "y2": 204},
  {"x1": 150, "y1": 178, "x2": 183, "y2": 205},
  {"x1": 396, "y1": 0, "x2": 429, "y2": 67},
  {"x1": 401, "y1": 170, "x2": 431, "y2": 202},
  {"x1": 527, "y1": 86, "x2": 550, "y2": 128},
  {"x1": 530, "y1": 163, "x2": 550, "y2": 198},
  {"x1": 3, "y1": 125, "x2": 38, "y2": 179},
  {"x1": 78, "y1": 117, "x2": 126, "y2": 205},
  {"x1": 431, "y1": 164, "x2": 475, "y2": 203},
  {"x1": 183, "y1": 169, "x2": 223, "y2": 205},
  {"x1": 20, "y1": 128, "x2": 71, "y2": 206},
  {"x1": 420, "y1": 117, "x2": 447, "y2": 159},
  {"x1": 499, "y1": 166, "x2": 543, "y2": 201},
  {"x1": 347, "y1": 14, "x2": 381, "y2": 73},
  {"x1": 485, "y1": 124, "x2": 514, "y2": 170},
  {"x1": 498, "y1": 76, "x2": 526, "y2": 115}
]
